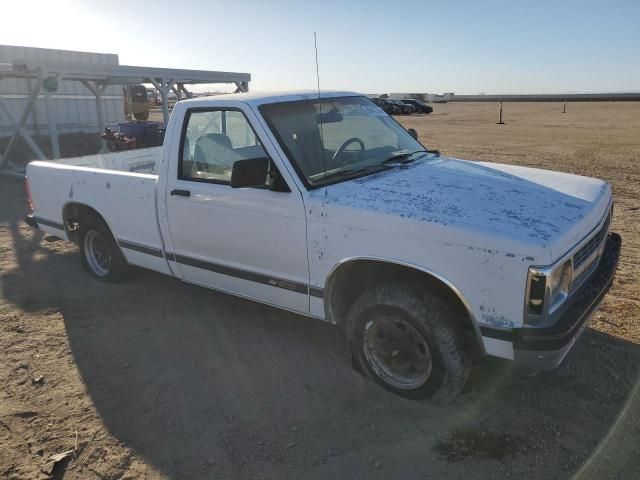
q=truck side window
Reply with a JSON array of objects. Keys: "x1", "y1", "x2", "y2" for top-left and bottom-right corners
[{"x1": 180, "y1": 109, "x2": 268, "y2": 184}]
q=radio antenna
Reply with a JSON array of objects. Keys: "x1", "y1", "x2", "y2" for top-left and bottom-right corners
[
  {"x1": 314, "y1": 32, "x2": 321, "y2": 98},
  {"x1": 314, "y1": 32, "x2": 328, "y2": 196}
]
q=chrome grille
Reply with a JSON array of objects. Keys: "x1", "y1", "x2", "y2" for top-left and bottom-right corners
[
  {"x1": 571, "y1": 256, "x2": 599, "y2": 288},
  {"x1": 573, "y1": 212, "x2": 610, "y2": 269}
]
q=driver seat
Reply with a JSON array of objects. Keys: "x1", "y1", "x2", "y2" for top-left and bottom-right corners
[{"x1": 192, "y1": 133, "x2": 241, "y2": 175}]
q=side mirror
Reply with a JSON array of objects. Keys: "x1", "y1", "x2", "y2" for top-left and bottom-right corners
[
  {"x1": 408, "y1": 128, "x2": 418, "y2": 140},
  {"x1": 231, "y1": 157, "x2": 269, "y2": 188}
]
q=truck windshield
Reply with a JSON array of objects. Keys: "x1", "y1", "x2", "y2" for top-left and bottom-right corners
[{"x1": 260, "y1": 96, "x2": 425, "y2": 188}]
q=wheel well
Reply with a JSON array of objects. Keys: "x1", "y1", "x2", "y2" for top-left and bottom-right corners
[
  {"x1": 62, "y1": 203, "x2": 108, "y2": 244},
  {"x1": 325, "y1": 259, "x2": 483, "y2": 353}
]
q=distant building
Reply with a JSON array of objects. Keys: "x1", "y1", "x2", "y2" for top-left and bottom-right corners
[
  {"x1": 0, "y1": 45, "x2": 124, "y2": 137},
  {"x1": 427, "y1": 94, "x2": 447, "y2": 103}
]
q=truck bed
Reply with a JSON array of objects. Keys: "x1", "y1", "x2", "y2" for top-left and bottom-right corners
[
  {"x1": 54, "y1": 147, "x2": 162, "y2": 174},
  {"x1": 26, "y1": 147, "x2": 172, "y2": 276}
]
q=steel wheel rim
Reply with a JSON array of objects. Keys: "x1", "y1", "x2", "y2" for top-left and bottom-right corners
[
  {"x1": 84, "y1": 230, "x2": 111, "y2": 277},
  {"x1": 363, "y1": 315, "x2": 432, "y2": 390}
]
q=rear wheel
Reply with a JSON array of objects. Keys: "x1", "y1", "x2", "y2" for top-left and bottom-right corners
[
  {"x1": 79, "y1": 218, "x2": 130, "y2": 282},
  {"x1": 347, "y1": 281, "x2": 469, "y2": 401}
]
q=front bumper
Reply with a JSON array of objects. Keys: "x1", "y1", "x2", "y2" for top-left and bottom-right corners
[{"x1": 513, "y1": 232, "x2": 621, "y2": 370}]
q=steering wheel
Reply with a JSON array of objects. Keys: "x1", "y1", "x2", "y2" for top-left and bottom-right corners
[{"x1": 331, "y1": 137, "x2": 365, "y2": 165}]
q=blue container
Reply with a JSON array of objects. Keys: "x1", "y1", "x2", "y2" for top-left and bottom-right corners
[
  {"x1": 117, "y1": 121, "x2": 165, "y2": 145},
  {"x1": 117, "y1": 121, "x2": 147, "y2": 139}
]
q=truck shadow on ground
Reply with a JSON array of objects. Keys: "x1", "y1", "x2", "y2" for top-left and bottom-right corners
[
  {"x1": 2, "y1": 248, "x2": 639, "y2": 478},
  {"x1": 2, "y1": 178, "x2": 639, "y2": 479}
]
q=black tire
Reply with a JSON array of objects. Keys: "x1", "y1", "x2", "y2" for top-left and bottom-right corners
[
  {"x1": 79, "y1": 217, "x2": 130, "y2": 283},
  {"x1": 347, "y1": 281, "x2": 469, "y2": 402}
]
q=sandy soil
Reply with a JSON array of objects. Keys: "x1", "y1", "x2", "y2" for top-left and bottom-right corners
[{"x1": 1, "y1": 102, "x2": 639, "y2": 479}]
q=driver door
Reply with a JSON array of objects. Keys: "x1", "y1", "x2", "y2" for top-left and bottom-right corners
[{"x1": 164, "y1": 107, "x2": 310, "y2": 314}]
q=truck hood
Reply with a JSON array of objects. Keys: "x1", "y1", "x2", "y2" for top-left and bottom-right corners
[{"x1": 314, "y1": 156, "x2": 611, "y2": 262}]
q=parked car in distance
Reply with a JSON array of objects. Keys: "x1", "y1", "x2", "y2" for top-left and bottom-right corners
[
  {"x1": 371, "y1": 97, "x2": 401, "y2": 115},
  {"x1": 387, "y1": 99, "x2": 416, "y2": 114},
  {"x1": 25, "y1": 91, "x2": 621, "y2": 402},
  {"x1": 400, "y1": 99, "x2": 434, "y2": 114}
]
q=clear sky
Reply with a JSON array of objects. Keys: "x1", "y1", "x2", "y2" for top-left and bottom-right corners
[{"x1": 2, "y1": 0, "x2": 639, "y2": 94}]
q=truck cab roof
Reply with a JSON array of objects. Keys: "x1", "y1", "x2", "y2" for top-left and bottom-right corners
[{"x1": 180, "y1": 90, "x2": 360, "y2": 108}]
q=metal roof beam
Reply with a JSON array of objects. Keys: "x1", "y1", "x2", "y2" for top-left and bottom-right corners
[
  {"x1": 11, "y1": 59, "x2": 250, "y2": 85},
  {"x1": 0, "y1": 56, "x2": 251, "y2": 173}
]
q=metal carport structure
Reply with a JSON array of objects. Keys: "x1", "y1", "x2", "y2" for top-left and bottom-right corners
[{"x1": 0, "y1": 59, "x2": 250, "y2": 176}]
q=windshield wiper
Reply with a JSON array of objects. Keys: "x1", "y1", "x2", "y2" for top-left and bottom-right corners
[
  {"x1": 313, "y1": 164, "x2": 391, "y2": 183},
  {"x1": 311, "y1": 150, "x2": 427, "y2": 185},
  {"x1": 382, "y1": 150, "x2": 427, "y2": 165}
]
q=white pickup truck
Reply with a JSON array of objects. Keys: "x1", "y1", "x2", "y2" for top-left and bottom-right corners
[{"x1": 25, "y1": 91, "x2": 621, "y2": 401}]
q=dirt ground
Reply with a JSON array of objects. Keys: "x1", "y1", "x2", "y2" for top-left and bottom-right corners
[{"x1": 1, "y1": 102, "x2": 639, "y2": 479}]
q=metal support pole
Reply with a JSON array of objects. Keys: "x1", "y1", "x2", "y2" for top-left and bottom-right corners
[
  {"x1": 234, "y1": 81, "x2": 249, "y2": 93},
  {"x1": 82, "y1": 80, "x2": 109, "y2": 153},
  {"x1": 496, "y1": 101, "x2": 505, "y2": 125},
  {"x1": 125, "y1": 86, "x2": 134, "y2": 120},
  {"x1": 0, "y1": 73, "x2": 44, "y2": 170},
  {"x1": 43, "y1": 72, "x2": 62, "y2": 159},
  {"x1": 95, "y1": 84, "x2": 108, "y2": 152},
  {"x1": 26, "y1": 77, "x2": 40, "y2": 135},
  {"x1": 150, "y1": 78, "x2": 174, "y2": 126},
  {"x1": 171, "y1": 84, "x2": 182, "y2": 100},
  {"x1": 178, "y1": 83, "x2": 192, "y2": 99}
]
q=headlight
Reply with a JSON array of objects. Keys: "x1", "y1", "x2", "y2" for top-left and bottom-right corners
[
  {"x1": 548, "y1": 260, "x2": 572, "y2": 312},
  {"x1": 527, "y1": 271, "x2": 547, "y2": 316},
  {"x1": 527, "y1": 260, "x2": 573, "y2": 317}
]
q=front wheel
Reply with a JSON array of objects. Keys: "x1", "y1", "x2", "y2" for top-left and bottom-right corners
[
  {"x1": 347, "y1": 281, "x2": 469, "y2": 401},
  {"x1": 79, "y1": 218, "x2": 130, "y2": 282}
]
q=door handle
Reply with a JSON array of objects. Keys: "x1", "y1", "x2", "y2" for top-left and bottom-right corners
[{"x1": 170, "y1": 189, "x2": 191, "y2": 197}]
